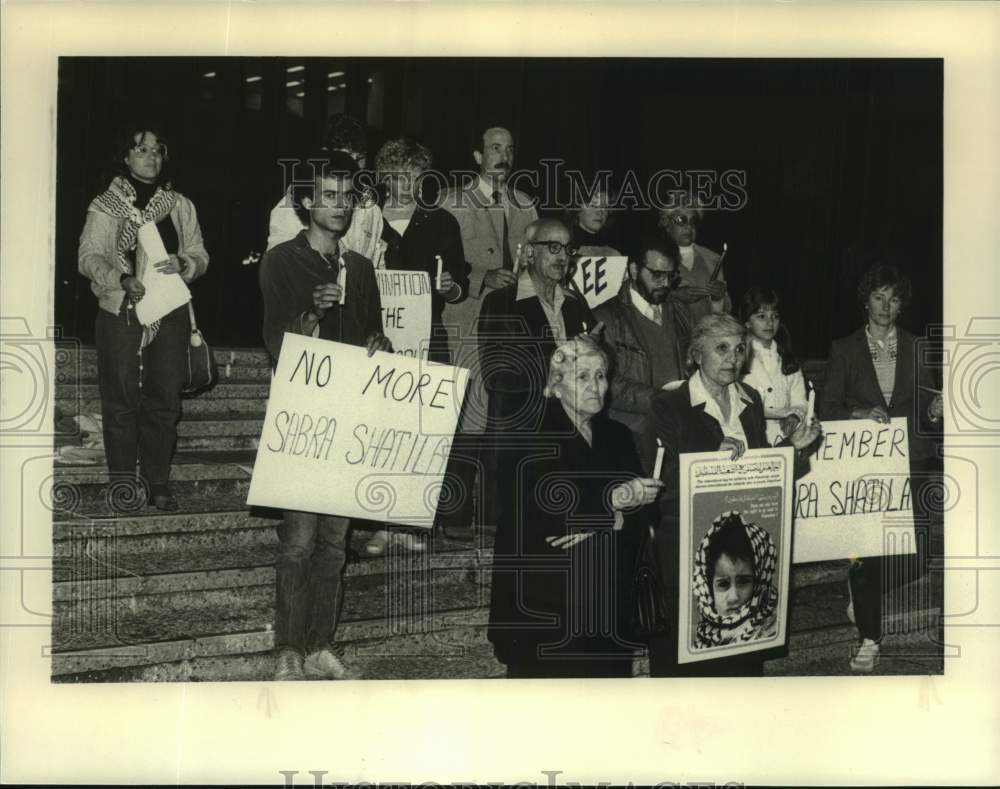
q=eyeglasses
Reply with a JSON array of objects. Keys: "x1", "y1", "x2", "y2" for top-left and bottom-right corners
[
  {"x1": 668, "y1": 213, "x2": 697, "y2": 227},
  {"x1": 529, "y1": 240, "x2": 579, "y2": 256},
  {"x1": 646, "y1": 268, "x2": 681, "y2": 283},
  {"x1": 130, "y1": 144, "x2": 168, "y2": 158}
]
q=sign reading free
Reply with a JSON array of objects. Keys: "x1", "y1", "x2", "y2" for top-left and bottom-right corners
[{"x1": 570, "y1": 256, "x2": 628, "y2": 309}]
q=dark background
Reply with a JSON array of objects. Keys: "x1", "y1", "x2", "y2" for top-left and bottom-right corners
[{"x1": 55, "y1": 57, "x2": 942, "y2": 357}]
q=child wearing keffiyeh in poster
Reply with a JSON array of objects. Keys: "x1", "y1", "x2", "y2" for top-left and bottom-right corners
[{"x1": 692, "y1": 512, "x2": 779, "y2": 648}]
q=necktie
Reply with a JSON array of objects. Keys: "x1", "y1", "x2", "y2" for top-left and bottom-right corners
[{"x1": 493, "y1": 189, "x2": 514, "y2": 270}]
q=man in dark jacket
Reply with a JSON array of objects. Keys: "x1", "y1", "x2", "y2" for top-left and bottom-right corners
[
  {"x1": 594, "y1": 232, "x2": 692, "y2": 443},
  {"x1": 259, "y1": 152, "x2": 392, "y2": 682}
]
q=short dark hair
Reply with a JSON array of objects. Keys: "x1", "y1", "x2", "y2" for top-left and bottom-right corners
[
  {"x1": 705, "y1": 514, "x2": 756, "y2": 591},
  {"x1": 114, "y1": 122, "x2": 171, "y2": 183},
  {"x1": 324, "y1": 114, "x2": 367, "y2": 156},
  {"x1": 632, "y1": 229, "x2": 681, "y2": 270},
  {"x1": 857, "y1": 263, "x2": 912, "y2": 312},
  {"x1": 291, "y1": 151, "x2": 359, "y2": 224}
]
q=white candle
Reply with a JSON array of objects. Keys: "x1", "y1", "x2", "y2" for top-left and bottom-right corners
[
  {"x1": 435, "y1": 255, "x2": 443, "y2": 290},
  {"x1": 806, "y1": 389, "x2": 816, "y2": 424},
  {"x1": 512, "y1": 243, "x2": 522, "y2": 276},
  {"x1": 653, "y1": 438, "x2": 665, "y2": 479},
  {"x1": 337, "y1": 258, "x2": 347, "y2": 305}
]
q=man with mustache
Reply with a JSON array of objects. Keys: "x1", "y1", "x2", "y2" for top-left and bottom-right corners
[
  {"x1": 259, "y1": 152, "x2": 392, "y2": 682},
  {"x1": 594, "y1": 231, "x2": 692, "y2": 446},
  {"x1": 476, "y1": 218, "x2": 594, "y2": 535},
  {"x1": 438, "y1": 126, "x2": 538, "y2": 539}
]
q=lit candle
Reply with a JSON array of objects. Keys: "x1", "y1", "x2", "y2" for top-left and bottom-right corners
[
  {"x1": 653, "y1": 437, "x2": 665, "y2": 480},
  {"x1": 435, "y1": 255, "x2": 443, "y2": 290},
  {"x1": 337, "y1": 258, "x2": 347, "y2": 305}
]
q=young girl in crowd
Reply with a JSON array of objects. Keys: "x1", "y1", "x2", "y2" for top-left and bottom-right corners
[
  {"x1": 740, "y1": 287, "x2": 809, "y2": 445},
  {"x1": 692, "y1": 511, "x2": 779, "y2": 649}
]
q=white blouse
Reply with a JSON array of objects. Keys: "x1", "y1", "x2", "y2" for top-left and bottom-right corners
[{"x1": 742, "y1": 338, "x2": 808, "y2": 445}]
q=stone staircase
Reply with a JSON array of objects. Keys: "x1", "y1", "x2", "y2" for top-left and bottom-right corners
[{"x1": 49, "y1": 348, "x2": 943, "y2": 681}]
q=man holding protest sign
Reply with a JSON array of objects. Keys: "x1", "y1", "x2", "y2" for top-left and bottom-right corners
[
  {"x1": 258, "y1": 151, "x2": 392, "y2": 682},
  {"x1": 595, "y1": 230, "x2": 692, "y2": 444}
]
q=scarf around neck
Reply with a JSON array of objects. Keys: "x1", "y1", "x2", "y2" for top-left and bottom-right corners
[
  {"x1": 692, "y1": 511, "x2": 779, "y2": 648},
  {"x1": 93, "y1": 175, "x2": 178, "y2": 345}
]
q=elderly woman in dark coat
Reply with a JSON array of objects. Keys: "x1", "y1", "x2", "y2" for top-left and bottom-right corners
[
  {"x1": 641, "y1": 313, "x2": 821, "y2": 676},
  {"x1": 487, "y1": 335, "x2": 664, "y2": 678},
  {"x1": 819, "y1": 263, "x2": 943, "y2": 672}
]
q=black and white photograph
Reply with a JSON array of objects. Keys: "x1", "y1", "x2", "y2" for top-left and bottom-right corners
[
  {"x1": 47, "y1": 52, "x2": 944, "y2": 683},
  {"x1": 3, "y1": 2, "x2": 999, "y2": 786}
]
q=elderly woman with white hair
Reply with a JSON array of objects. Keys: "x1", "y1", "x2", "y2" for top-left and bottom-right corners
[
  {"x1": 487, "y1": 335, "x2": 664, "y2": 679},
  {"x1": 640, "y1": 313, "x2": 821, "y2": 676}
]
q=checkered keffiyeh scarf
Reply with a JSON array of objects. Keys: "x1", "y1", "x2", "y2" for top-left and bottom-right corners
[
  {"x1": 93, "y1": 176, "x2": 178, "y2": 346},
  {"x1": 692, "y1": 511, "x2": 778, "y2": 648}
]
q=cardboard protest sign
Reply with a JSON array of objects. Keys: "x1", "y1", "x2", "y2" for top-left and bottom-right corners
[
  {"x1": 678, "y1": 447, "x2": 794, "y2": 664},
  {"x1": 570, "y1": 256, "x2": 628, "y2": 309},
  {"x1": 247, "y1": 334, "x2": 469, "y2": 527},
  {"x1": 376, "y1": 269, "x2": 433, "y2": 359},
  {"x1": 792, "y1": 417, "x2": 915, "y2": 563}
]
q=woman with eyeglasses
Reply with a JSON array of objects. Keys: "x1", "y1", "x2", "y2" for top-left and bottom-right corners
[
  {"x1": 657, "y1": 203, "x2": 731, "y2": 325},
  {"x1": 78, "y1": 123, "x2": 209, "y2": 511}
]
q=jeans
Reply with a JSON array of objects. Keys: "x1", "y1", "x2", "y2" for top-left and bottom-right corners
[
  {"x1": 95, "y1": 301, "x2": 189, "y2": 489},
  {"x1": 274, "y1": 510, "x2": 351, "y2": 655}
]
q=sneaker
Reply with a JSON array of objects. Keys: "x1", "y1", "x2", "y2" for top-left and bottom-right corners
[
  {"x1": 364, "y1": 529, "x2": 427, "y2": 556},
  {"x1": 850, "y1": 638, "x2": 880, "y2": 673},
  {"x1": 273, "y1": 648, "x2": 305, "y2": 681},
  {"x1": 364, "y1": 530, "x2": 391, "y2": 556},
  {"x1": 304, "y1": 647, "x2": 359, "y2": 680}
]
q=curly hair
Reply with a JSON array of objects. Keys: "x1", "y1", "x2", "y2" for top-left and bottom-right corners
[
  {"x1": 113, "y1": 122, "x2": 171, "y2": 184},
  {"x1": 374, "y1": 138, "x2": 433, "y2": 178},
  {"x1": 543, "y1": 335, "x2": 609, "y2": 398},
  {"x1": 857, "y1": 263, "x2": 912, "y2": 312}
]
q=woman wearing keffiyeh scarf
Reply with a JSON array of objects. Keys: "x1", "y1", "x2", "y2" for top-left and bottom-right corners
[
  {"x1": 692, "y1": 512, "x2": 778, "y2": 648},
  {"x1": 78, "y1": 124, "x2": 209, "y2": 511}
]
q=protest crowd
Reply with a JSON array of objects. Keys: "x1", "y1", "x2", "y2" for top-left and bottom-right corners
[{"x1": 78, "y1": 114, "x2": 944, "y2": 682}]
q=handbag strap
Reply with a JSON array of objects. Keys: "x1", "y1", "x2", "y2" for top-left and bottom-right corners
[{"x1": 187, "y1": 300, "x2": 198, "y2": 333}]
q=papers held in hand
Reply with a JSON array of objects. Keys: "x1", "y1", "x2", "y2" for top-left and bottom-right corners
[{"x1": 134, "y1": 221, "x2": 190, "y2": 325}]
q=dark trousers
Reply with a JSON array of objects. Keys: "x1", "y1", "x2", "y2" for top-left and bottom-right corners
[
  {"x1": 274, "y1": 510, "x2": 351, "y2": 655},
  {"x1": 849, "y1": 459, "x2": 941, "y2": 642},
  {"x1": 95, "y1": 302, "x2": 189, "y2": 489}
]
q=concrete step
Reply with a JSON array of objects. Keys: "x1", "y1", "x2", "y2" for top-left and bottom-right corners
[
  {"x1": 57, "y1": 396, "x2": 267, "y2": 419},
  {"x1": 51, "y1": 606, "x2": 496, "y2": 677},
  {"x1": 58, "y1": 381, "x2": 272, "y2": 403},
  {"x1": 60, "y1": 362, "x2": 273, "y2": 384},
  {"x1": 51, "y1": 475, "x2": 253, "y2": 521},
  {"x1": 55, "y1": 346, "x2": 271, "y2": 369},
  {"x1": 52, "y1": 522, "x2": 472, "y2": 580}
]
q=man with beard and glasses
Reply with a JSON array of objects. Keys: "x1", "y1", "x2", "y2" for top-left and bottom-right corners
[{"x1": 594, "y1": 230, "x2": 692, "y2": 445}]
